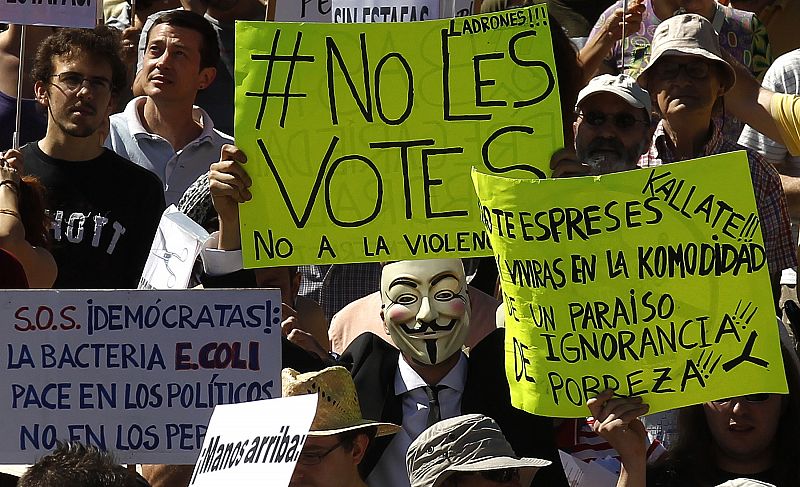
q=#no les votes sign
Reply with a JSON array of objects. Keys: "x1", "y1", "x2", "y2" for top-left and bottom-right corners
[{"x1": 235, "y1": 5, "x2": 563, "y2": 268}]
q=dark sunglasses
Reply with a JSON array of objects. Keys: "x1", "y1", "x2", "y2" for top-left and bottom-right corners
[
  {"x1": 711, "y1": 393, "x2": 771, "y2": 404},
  {"x1": 577, "y1": 111, "x2": 649, "y2": 130}
]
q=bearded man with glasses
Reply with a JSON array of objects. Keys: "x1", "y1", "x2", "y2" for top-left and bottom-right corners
[
  {"x1": 551, "y1": 73, "x2": 654, "y2": 177},
  {"x1": 22, "y1": 26, "x2": 164, "y2": 288}
]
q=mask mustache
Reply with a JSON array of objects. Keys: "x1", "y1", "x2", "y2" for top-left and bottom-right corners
[{"x1": 398, "y1": 319, "x2": 458, "y2": 336}]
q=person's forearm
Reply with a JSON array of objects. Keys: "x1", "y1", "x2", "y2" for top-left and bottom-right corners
[
  {"x1": 724, "y1": 53, "x2": 782, "y2": 142},
  {"x1": 217, "y1": 212, "x2": 242, "y2": 251},
  {"x1": 0, "y1": 182, "x2": 24, "y2": 242},
  {"x1": 579, "y1": 33, "x2": 616, "y2": 82},
  {"x1": 779, "y1": 173, "x2": 800, "y2": 219},
  {"x1": 617, "y1": 463, "x2": 646, "y2": 487}
]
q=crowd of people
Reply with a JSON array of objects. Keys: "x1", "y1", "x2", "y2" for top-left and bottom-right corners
[{"x1": 3, "y1": 0, "x2": 800, "y2": 486}]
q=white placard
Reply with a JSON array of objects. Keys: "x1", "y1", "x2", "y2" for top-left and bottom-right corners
[
  {"x1": 139, "y1": 206, "x2": 210, "y2": 290},
  {"x1": 189, "y1": 395, "x2": 318, "y2": 487},
  {"x1": 0, "y1": 289, "x2": 282, "y2": 464},
  {"x1": 559, "y1": 450, "x2": 618, "y2": 487},
  {"x1": 1, "y1": 0, "x2": 98, "y2": 28},
  {"x1": 331, "y1": 0, "x2": 439, "y2": 22},
  {"x1": 274, "y1": 0, "x2": 331, "y2": 21},
  {"x1": 275, "y1": 0, "x2": 469, "y2": 22},
  {"x1": 440, "y1": 0, "x2": 474, "y2": 17}
]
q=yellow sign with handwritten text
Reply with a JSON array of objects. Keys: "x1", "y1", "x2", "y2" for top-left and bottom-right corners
[
  {"x1": 472, "y1": 152, "x2": 788, "y2": 417},
  {"x1": 235, "y1": 5, "x2": 562, "y2": 267}
]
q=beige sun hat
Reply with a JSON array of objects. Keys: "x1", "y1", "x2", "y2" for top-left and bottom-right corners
[
  {"x1": 637, "y1": 13, "x2": 736, "y2": 92},
  {"x1": 406, "y1": 414, "x2": 551, "y2": 487},
  {"x1": 282, "y1": 366, "x2": 400, "y2": 437}
]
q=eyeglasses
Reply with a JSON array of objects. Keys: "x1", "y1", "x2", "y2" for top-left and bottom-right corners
[
  {"x1": 451, "y1": 468, "x2": 520, "y2": 484},
  {"x1": 652, "y1": 60, "x2": 711, "y2": 80},
  {"x1": 577, "y1": 111, "x2": 649, "y2": 130},
  {"x1": 50, "y1": 72, "x2": 112, "y2": 94},
  {"x1": 296, "y1": 440, "x2": 345, "y2": 465},
  {"x1": 711, "y1": 393, "x2": 771, "y2": 405}
]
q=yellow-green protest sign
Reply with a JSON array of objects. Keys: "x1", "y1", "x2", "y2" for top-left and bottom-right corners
[
  {"x1": 471, "y1": 152, "x2": 788, "y2": 417},
  {"x1": 235, "y1": 5, "x2": 562, "y2": 267}
]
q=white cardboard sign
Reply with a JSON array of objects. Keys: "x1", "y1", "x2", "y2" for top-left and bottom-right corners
[
  {"x1": 189, "y1": 395, "x2": 318, "y2": 487},
  {"x1": 0, "y1": 289, "x2": 282, "y2": 464},
  {"x1": 139, "y1": 206, "x2": 210, "y2": 290},
  {"x1": 1, "y1": 0, "x2": 98, "y2": 28},
  {"x1": 274, "y1": 0, "x2": 472, "y2": 22},
  {"x1": 331, "y1": 0, "x2": 439, "y2": 22}
]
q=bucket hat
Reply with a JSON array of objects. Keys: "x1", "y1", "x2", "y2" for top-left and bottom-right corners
[
  {"x1": 406, "y1": 414, "x2": 551, "y2": 487},
  {"x1": 638, "y1": 13, "x2": 736, "y2": 92}
]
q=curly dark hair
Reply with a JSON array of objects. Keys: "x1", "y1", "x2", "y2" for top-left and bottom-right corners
[
  {"x1": 30, "y1": 26, "x2": 127, "y2": 95},
  {"x1": 18, "y1": 441, "x2": 146, "y2": 487}
]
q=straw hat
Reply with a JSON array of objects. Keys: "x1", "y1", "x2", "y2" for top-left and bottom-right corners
[
  {"x1": 282, "y1": 367, "x2": 400, "y2": 437},
  {"x1": 406, "y1": 414, "x2": 551, "y2": 487},
  {"x1": 637, "y1": 13, "x2": 736, "y2": 92}
]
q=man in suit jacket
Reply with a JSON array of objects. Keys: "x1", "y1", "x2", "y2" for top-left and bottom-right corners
[{"x1": 342, "y1": 259, "x2": 568, "y2": 487}]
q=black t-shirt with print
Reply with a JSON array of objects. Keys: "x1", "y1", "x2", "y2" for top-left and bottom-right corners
[{"x1": 22, "y1": 142, "x2": 165, "y2": 289}]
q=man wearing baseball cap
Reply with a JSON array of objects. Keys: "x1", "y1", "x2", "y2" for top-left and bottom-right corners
[
  {"x1": 406, "y1": 414, "x2": 551, "y2": 487},
  {"x1": 283, "y1": 366, "x2": 400, "y2": 487},
  {"x1": 551, "y1": 73, "x2": 654, "y2": 177}
]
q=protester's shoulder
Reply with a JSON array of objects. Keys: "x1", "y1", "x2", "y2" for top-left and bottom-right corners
[
  {"x1": 720, "y1": 3, "x2": 758, "y2": 32},
  {"x1": 211, "y1": 128, "x2": 234, "y2": 146},
  {"x1": 764, "y1": 49, "x2": 800, "y2": 85},
  {"x1": 19, "y1": 142, "x2": 50, "y2": 171},
  {"x1": 101, "y1": 149, "x2": 163, "y2": 188},
  {"x1": 341, "y1": 331, "x2": 397, "y2": 364}
]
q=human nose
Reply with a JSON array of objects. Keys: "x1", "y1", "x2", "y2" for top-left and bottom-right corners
[
  {"x1": 75, "y1": 80, "x2": 94, "y2": 98},
  {"x1": 417, "y1": 296, "x2": 438, "y2": 322}
]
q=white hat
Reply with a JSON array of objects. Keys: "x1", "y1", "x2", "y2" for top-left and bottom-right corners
[{"x1": 576, "y1": 74, "x2": 652, "y2": 121}]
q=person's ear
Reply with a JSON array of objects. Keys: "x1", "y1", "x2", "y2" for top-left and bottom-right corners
[
  {"x1": 34, "y1": 81, "x2": 49, "y2": 106},
  {"x1": 197, "y1": 66, "x2": 216, "y2": 90},
  {"x1": 350, "y1": 433, "x2": 370, "y2": 465},
  {"x1": 380, "y1": 305, "x2": 389, "y2": 335}
]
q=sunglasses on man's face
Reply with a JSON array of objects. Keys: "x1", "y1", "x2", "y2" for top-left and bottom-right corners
[
  {"x1": 710, "y1": 393, "x2": 771, "y2": 405},
  {"x1": 577, "y1": 111, "x2": 649, "y2": 130}
]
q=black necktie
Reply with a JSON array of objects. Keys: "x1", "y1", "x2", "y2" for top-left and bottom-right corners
[{"x1": 423, "y1": 384, "x2": 447, "y2": 429}]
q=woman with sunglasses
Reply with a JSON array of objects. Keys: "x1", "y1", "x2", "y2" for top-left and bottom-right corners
[{"x1": 587, "y1": 333, "x2": 800, "y2": 487}]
